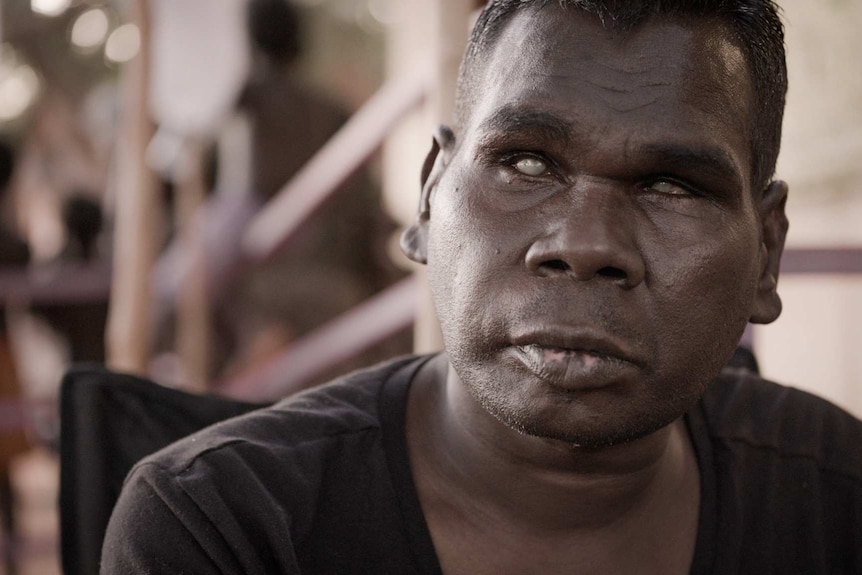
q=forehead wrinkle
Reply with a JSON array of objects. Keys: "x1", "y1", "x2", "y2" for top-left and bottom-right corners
[
  {"x1": 609, "y1": 97, "x2": 661, "y2": 114},
  {"x1": 534, "y1": 69, "x2": 669, "y2": 114},
  {"x1": 530, "y1": 47, "x2": 685, "y2": 110},
  {"x1": 566, "y1": 72, "x2": 675, "y2": 93},
  {"x1": 553, "y1": 51, "x2": 680, "y2": 79}
]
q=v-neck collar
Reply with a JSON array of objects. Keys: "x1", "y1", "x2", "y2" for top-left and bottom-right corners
[{"x1": 379, "y1": 354, "x2": 720, "y2": 575}]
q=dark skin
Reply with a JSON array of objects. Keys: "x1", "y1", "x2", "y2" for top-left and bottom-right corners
[{"x1": 402, "y1": 5, "x2": 788, "y2": 575}]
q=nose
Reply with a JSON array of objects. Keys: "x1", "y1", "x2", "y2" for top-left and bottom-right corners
[{"x1": 524, "y1": 187, "x2": 645, "y2": 289}]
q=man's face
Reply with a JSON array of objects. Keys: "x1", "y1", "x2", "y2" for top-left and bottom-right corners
[{"x1": 409, "y1": 6, "x2": 786, "y2": 447}]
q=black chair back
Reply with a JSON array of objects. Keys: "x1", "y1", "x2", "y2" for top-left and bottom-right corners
[{"x1": 59, "y1": 367, "x2": 267, "y2": 575}]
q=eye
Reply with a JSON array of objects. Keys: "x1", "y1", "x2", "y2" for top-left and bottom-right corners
[
  {"x1": 513, "y1": 156, "x2": 548, "y2": 177},
  {"x1": 644, "y1": 180, "x2": 690, "y2": 196}
]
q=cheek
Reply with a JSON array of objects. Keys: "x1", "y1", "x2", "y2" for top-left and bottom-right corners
[
  {"x1": 645, "y1": 201, "x2": 762, "y2": 301},
  {"x1": 426, "y1": 178, "x2": 519, "y2": 351},
  {"x1": 426, "y1": 187, "x2": 482, "y2": 340},
  {"x1": 427, "y1": 169, "x2": 510, "y2": 276},
  {"x1": 646, "y1": 225, "x2": 761, "y2": 366}
]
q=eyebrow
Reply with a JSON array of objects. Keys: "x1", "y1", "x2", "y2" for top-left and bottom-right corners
[
  {"x1": 475, "y1": 104, "x2": 574, "y2": 148},
  {"x1": 638, "y1": 143, "x2": 745, "y2": 191}
]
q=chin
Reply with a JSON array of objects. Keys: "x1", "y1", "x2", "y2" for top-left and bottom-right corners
[
  {"x1": 466, "y1": 370, "x2": 701, "y2": 449},
  {"x1": 509, "y1": 411, "x2": 674, "y2": 449},
  {"x1": 493, "y1": 403, "x2": 674, "y2": 448}
]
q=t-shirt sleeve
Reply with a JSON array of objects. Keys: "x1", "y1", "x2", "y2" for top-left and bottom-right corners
[{"x1": 101, "y1": 461, "x2": 301, "y2": 575}]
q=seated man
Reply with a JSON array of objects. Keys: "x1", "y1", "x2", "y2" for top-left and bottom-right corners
[{"x1": 101, "y1": 1, "x2": 862, "y2": 573}]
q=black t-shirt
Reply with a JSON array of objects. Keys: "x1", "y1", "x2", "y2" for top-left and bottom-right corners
[{"x1": 101, "y1": 355, "x2": 862, "y2": 574}]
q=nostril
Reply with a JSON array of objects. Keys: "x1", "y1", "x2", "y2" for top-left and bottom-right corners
[
  {"x1": 542, "y1": 259, "x2": 571, "y2": 272},
  {"x1": 597, "y1": 266, "x2": 627, "y2": 279}
]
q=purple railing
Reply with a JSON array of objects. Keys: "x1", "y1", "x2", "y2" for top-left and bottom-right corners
[{"x1": 0, "y1": 261, "x2": 111, "y2": 305}]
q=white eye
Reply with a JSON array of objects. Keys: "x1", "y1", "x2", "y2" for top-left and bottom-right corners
[
  {"x1": 513, "y1": 157, "x2": 547, "y2": 176},
  {"x1": 648, "y1": 180, "x2": 688, "y2": 195}
]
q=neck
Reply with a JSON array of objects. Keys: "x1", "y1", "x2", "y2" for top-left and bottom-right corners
[{"x1": 407, "y1": 354, "x2": 698, "y2": 533}]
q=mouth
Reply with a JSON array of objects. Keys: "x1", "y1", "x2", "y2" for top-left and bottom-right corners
[
  {"x1": 518, "y1": 344, "x2": 620, "y2": 365},
  {"x1": 507, "y1": 331, "x2": 642, "y2": 391}
]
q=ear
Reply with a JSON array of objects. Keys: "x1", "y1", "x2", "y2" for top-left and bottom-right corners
[
  {"x1": 400, "y1": 125, "x2": 456, "y2": 265},
  {"x1": 750, "y1": 180, "x2": 789, "y2": 324}
]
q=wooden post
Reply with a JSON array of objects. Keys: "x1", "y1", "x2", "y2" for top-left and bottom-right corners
[
  {"x1": 106, "y1": 0, "x2": 160, "y2": 373},
  {"x1": 173, "y1": 138, "x2": 210, "y2": 390}
]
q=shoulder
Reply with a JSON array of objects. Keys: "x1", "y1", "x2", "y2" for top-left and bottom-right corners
[
  {"x1": 105, "y1": 355, "x2": 432, "y2": 572},
  {"x1": 106, "y1": 355, "x2": 425, "y2": 568},
  {"x1": 698, "y1": 367, "x2": 862, "y2": 480},
  {"x1": 136, "y1": 354, "x2": 422, "y2": 478}
]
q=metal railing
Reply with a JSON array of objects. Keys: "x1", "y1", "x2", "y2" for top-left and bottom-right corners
[
  {"x1": 220, "y1": 276, "x2": 418, "y2": 401},
  {"x1": 242, "y1": 70, "x2": 429, "y2": 262},
  {"x1": 0, "y1": 261, "x2": 111, "y2": 305}
]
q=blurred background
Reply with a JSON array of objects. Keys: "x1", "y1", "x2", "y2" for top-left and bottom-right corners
[{"x1": 0, "y1": 0, "x2": 859, "y2": 572}]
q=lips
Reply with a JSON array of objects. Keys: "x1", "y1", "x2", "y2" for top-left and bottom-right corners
[{"x1": 507, "y1": 329, "x2": 643, "y2": 391}]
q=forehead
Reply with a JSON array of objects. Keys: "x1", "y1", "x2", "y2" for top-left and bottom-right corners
[{"x1": 461, "y1": 4, "x2": 755, "y2": 183}]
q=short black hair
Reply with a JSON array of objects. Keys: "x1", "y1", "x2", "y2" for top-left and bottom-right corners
[
  {"x1": 456, "y1": 0, "x2": 787, "y2": 191},
  {"x1": 247, "y1": 0, "x2": 302, "y2": 65}
]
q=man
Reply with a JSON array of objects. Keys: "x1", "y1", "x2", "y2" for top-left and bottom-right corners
[
  {"x1": 152, "y1": 0, "x2": 401, "y2": 382},
  {"x1": 223, "y1": 0, "x2": 403, "y2": 380},
  {"x1": 32, "y1": 194, "x2": 109, "y2": 365},
  {"x1": 102, "y1": 1, "x2": 862, "y2": 573}
]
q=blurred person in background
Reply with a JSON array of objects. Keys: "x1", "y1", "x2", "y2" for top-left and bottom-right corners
[
  {"x1": 33, "y1": 193, "x2": 109, "y2": 365},
  {"x1": 222, "y1": 0, "x2": 404, "y2": 381},
  {"x1": 0, "y1": 139, "x2": 31, "y2": 575},
  {"x1": 155, "y1": 0, "x2": 405, "y2": 385}
]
